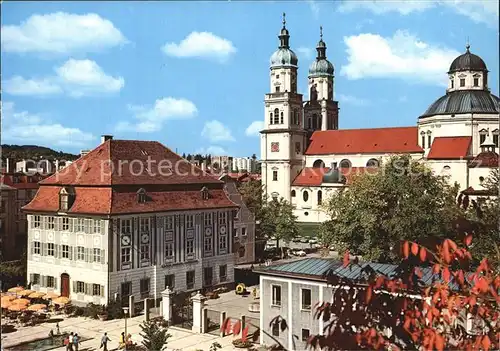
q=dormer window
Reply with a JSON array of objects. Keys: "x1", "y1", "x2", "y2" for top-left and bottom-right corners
[
  {"x1": 59, "y1": 187, "x2": 75, "y2": 212},
  {"x1": 201, "y1": 186, "x2": 209, "y2": 200},
  {"x1": 450, "y1": 79, "x2": 454, "y2": 89},
  {"x1": 460, "y1": 78, "x2": 465, "y2": 87},
  {"x1": 137, "y1": 188, "x2": 147, "y2": 203},
  {"x1": 479, "y1": 129, "x2": 488, "y2": 145},
  {"x1": 473, "y1": 77, "x2": 479, "y2": 87},
  {"x1": 492, "y1": 129, "x2": 499, "y2": 147}
]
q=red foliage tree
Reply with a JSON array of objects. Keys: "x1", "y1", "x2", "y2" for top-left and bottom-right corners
[{"x1": 307, "y1": 235, "x2": 500, "y2": 350}]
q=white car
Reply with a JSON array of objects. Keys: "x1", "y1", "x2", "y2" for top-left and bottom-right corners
[{"x1": 296, "y1": 250, "x2": 307, "y2": 257}]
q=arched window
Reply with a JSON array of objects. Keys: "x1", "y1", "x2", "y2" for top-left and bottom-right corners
[
  {"x1": 293, "y1": 110, "x2": 299, "y2": 125},
  {"x1": 303, "y1": 191, "x2": 309, "y2": 202},
  {"x1": 317, "y1": 190, "x2": 322, "y2": 205},
  {"x1": 441, "y1": 166, "x2": 451, "y2": 176},
  {"x1": 492, "y1": 129, "x2": 499, "y2": 147},
  {"x1": 450, "y1": 79, "x2": 454, "y2": 89},
  {"x1": 307, "y1": 117, "x2": 312, "y2": 129},
  {"x1": 313, "y1": 159, "x2": 325, "y2": 168},
  {"x1": 366, "y1": 158, "x2": 379, "y2": 168},
  {"x1": 312, "y1": 114, "x2": 318, "y2": 129},
  {"x1": 280, "y1": 112, "x2": 284, "y2": 124},
  {"x1": 273, "y1": 109, "x2": 280, "y2": 124},
  {"x1": 427, "y1": 131, "x2": 432, "y2": 148},
  {"x1": 339, "y1": 159, "x2": 351, "y2": 169},
  {"x1": 421, "y1": 131, "x2": 426, "y2": 149},
  {"x1": 291, "y1": 190, "x2": 296, "y2": 197}
]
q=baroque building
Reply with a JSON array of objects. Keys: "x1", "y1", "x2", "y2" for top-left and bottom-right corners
[
  {"x1": 261, "y1": 15, "x2": 500, "y2": 223},
  {"x1": 23, "y1": 136, "x2": 239, "y2": 305}
]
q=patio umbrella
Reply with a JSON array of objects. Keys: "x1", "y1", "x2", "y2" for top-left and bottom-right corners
[
  {"x1": 1, "y1": 295, "x2": 16, "y2": 302},
  {"x1": 42, "y1": 292, "x2": 60, "y2": 300},
  {"x1": 11, "y1": 298, "x2": 30, "y2": 305},
  {"x1": 8, "y1": 304, "x2": 27, "y2": 311},
  {"x1": 7, "y1": 287, "x2": 24, "y2": 293},
  {"x1": 18, "y1": 290, "x2": 35, "y2": 297},
  {"x1": 1, "y1": 300, "x2": 12, "y2": 309},
  {"x1": 28, "y1": 292, "x2": 46, "y2": 299},
  {"x1": 53, "y1": 297, "x2": 70, "y2": 305},
  {"x1": 28, "y1": 304, "x2": 47, "y2": 311}
]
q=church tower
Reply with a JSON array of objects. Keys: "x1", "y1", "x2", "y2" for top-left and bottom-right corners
[
  {"x1": 304, "y1": 27, "x2": 339, "y2": 136},
  {"x1": 260, "y1": 13, "x2": 306, "y2": 202}
]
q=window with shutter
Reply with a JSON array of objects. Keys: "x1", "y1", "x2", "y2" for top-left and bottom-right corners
[
  {"x1": 54, "y1": 277, "x2": 58, "y2": 289},
  {"x1": 73, "y1": 281, "x2": 77, "y2": 292},
  {"x1": 100, "y1": 285, "x2": 105, "y2": 297},
  {"x1": 29, "y1": 273, "x2": 34, "y2": 283},
  {"x1": 100, "y1": 249, "x2": 105, "y2": 264}
]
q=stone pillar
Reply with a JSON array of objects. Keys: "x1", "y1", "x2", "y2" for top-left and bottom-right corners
[
  {"x1": 128, "y1": 295, "x2": 135, "y2": 317},
  {"x1": 220, "y1": 311, "x2": 227, "y2": 337},
  {"x1": 144, "y1": 298, "x2": 150, "y2": 321},
  {"x1": 192, "y1": 291, "x2": 207, "y2": 333},
  {"x1": 161, "y1": 288, "x2": 173, "y2": 323}
]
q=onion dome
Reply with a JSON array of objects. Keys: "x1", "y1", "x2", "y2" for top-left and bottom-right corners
[
  {"x1": 309, "y1": 26, "x2": 334, "y2": 77},
  {"x1": 449, "y1": 44, "x2": 487, "y2": 73},
  {"x1": 270, "y1": 13, "x2": 298, "y2": 68}
]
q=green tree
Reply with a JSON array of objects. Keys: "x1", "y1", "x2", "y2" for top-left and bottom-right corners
[
  {"x1": 320, "y1": 155, "x2": 462, "y2": 263},
  {"x1": 261, "y1": 197, "x2": 299, "y2": 257},
  {"x1": 238, "y1": 179, "x2": 264, "y2": 221},
  {"x1": 139, "y1": 319, "x2": 171, "y2": 351}
]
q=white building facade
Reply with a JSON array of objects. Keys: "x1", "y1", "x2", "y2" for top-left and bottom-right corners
[
  {"x1": 24, "y1": 138, "x2": 239, "y2": 305},
  {"x1": 261, "y1": 17, "x2": 500, "y2": 223}
]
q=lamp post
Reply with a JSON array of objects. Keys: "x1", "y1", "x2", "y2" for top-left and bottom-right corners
[{"x1": 122, "y1": 307, "x2": 129, "y2": 351}]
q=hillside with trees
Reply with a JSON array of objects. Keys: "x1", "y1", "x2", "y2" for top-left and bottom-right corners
[{"x1": 1, "y1": 144, "x2": 79, "y2": 161}]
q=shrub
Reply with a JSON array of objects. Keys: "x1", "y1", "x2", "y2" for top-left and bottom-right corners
[{"x1": 232, "y1": 339, "x2": 253, "y2": 348}]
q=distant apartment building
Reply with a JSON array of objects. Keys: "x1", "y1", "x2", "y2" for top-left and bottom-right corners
[
  {"x1": 211, "y1": 156, "x2": 233, "y2": 172},
  {"x1": 15, "y1": 159, "x2": 73, "y2": 174},
  {"x1": 1, "y1": 172, "x2": 46, "y2": 260},
  {"x1": 23, "y1": 136, "x2": 239, "y2": 305},
  {"x1": 232, "y1": 157, "x2": 257, "y2": 173},
  {"x1": 219, "y1": 174, "x2": 256, "y2": 264}
]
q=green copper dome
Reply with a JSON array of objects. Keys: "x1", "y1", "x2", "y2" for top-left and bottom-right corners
[
  {"x1": 270, "y1": 12, "x2": 298, "y2": 68},
  {"x1": 270, "y1": 48, "x2": 298, "y2": 68},
  {"x1": 308, "y1": 27, "x2": 334, "y2": 77}
]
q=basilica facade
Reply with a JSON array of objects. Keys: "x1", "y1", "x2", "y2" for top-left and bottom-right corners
[{"x1": 260, "y1": 15, "x2": 500, "y2": 223}]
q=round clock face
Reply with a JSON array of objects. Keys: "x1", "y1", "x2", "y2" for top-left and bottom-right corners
[
  {"x1": 220, "y1": 226, "x2": 226, "y2": 234},
  {"x1": 121, "y1": 235, "x2": 131, "y2": 246},
  {"x1": 205, "y1": 228, "x2": 212, "y2": 236},
  {"x1": 141, "y1": 234, "x2": 149, "y2": 244}
]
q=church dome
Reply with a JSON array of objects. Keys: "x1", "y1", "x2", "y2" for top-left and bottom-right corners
[
  {"x1": 449, "y1": 45, "x2": 487, "y2": 73},
  {"x1": 309, "y1": 58, "x2": 334, "y2": 77},
  {"x1": 421, "y1": 90, "x2": 500, "y2": 117},
  {"x1": 270, "y1": 48, "x2": 298, "y2": 68}
]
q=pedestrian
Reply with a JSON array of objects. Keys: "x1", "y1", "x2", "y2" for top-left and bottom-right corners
[
  {"x1": 56, "y1": 323, "x2": 60, "y2": 335},
  {"x1": 65, "y1": 332, "x2": 74, "y2": 351},
  {"x1": 119, "y1": 332, "x2": 126, "y2": 349},
  {"x1": 100, "y1": 332, "x2": 111, "y2": 351},
  {"x1": 73, "y1": 333, "x2": 80, "y2": 351}
]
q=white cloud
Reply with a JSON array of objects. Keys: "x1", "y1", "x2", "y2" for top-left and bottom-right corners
[
  {"x1": 162, "y1": 32, "x2": 236, "y2": 62},
  {"x1": 2, "y1": 76, "x2": 62, "y2": 96},
  {"x1": 1, "y1": 12, "x2": 127, "y2": 55},
  {"x1": 3, "y1": 59, "x2": 124, "y2": 97},
  {"x1": 195, "y1": 146, "x2": 227, "y2": 155},
  {"x1": 340, "y1": 30, "x2": 460, "y2": 86},
  {"x1": 297, "y1": 47, "x2": 314, "y2": 60},
  {"x1": 201, "y1": 120, "x2": 235, "y2": 142},
  {"x1": 308, "y1": 0, "x2": 320, "y2": 18},
  {"x1": 245, "y1": 121, "x2": 264, "y2": 137},
  {"x1": 337, "y1": 94, "x2": 370, "y2": 106},
  {"x1": 1, "y1": 101, "x2": 94, "y2": 147},
  {"x1": 116, "y1": 97, "x2": 198, "y2": 133},
  {"x1": 337, "y1": 0, "x2": 498, "y2": 27}
]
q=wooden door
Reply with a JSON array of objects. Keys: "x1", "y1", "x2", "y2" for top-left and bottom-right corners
[{"x1": 61, "y1": 273, "x2": 70, "y2": 297}]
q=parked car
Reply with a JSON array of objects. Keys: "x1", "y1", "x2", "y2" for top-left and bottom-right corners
[{"x1": 295, "y1": 250, "x2": 307, "y2": 257}]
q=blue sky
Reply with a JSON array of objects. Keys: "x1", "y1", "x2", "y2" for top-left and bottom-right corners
[{"x1": 2, "y1": 0, "x2": 498, "y2": 157}]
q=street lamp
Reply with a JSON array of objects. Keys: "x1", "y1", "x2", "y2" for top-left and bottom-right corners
[{"x1": 122, "y1": 307, "x2": 129, "y2": 351}]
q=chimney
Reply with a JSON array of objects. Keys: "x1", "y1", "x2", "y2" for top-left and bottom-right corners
[{"x1": 101, "y1": 135, "x2": 113, "y2": 144}]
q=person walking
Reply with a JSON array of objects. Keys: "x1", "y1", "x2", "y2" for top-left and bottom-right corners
[
  {"x1": 65, "y1": 332, "x2": 74, "y2": 351},
  {"x1": 73, "y1": 333, "x2": 80, "y2": 351},
  {"x1": 100, "y1": 332, "x2": 111, "y2": 351},
  {"x1": 118, "y1": 332, "x2": 126, "y2": 349}
]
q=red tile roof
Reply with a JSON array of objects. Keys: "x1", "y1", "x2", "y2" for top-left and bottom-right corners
[
  {"x1": 292, "y1": 167, "x2": 378, "y2": 186},
  {"x1": 23, "y1": 186, "x2": 237, "y2": 215},
  {"x1": 461, "y1": 186, "x2": 496, "y2": 196},
  {"x1": 0, "y1": 173, "x2": 46, "y2": 189},
  {"x1": 41, "y1": 139, "x2": 222, "y2": 186},
  {"x1": 427, "y1": 136, "x2": 471, "y2": 160},
  {"x1": 305, "y1": 127, "x2": 423, "y2": 155},
  {"x1": 23, "y1": 139, "x2": 238, "y2": 215},
  {"x1": 468, "y1": 151, "x2": 499, "y2": 168}
]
